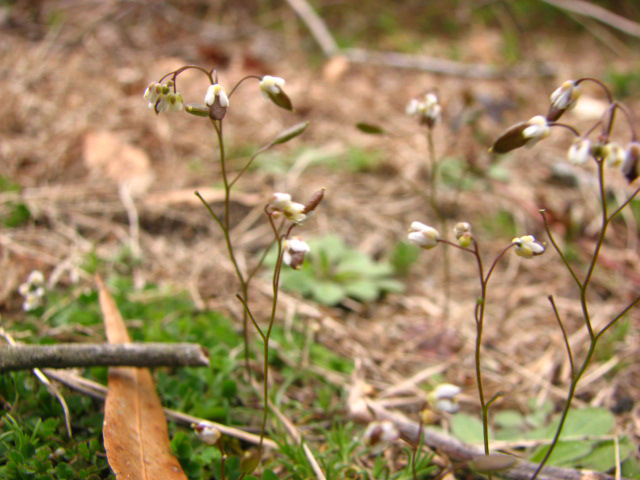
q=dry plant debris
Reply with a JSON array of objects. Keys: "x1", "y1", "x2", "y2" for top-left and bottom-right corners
[{"x1": 1, "y1": 1, "x2": 639, "y2": 478}]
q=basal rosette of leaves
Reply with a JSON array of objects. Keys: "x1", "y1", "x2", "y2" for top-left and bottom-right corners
[{"x1": 270, "y1": 235, "x2": 404, "y2": 306}]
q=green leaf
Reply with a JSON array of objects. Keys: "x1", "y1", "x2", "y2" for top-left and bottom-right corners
[
  {"x1": 558, "y1": 407, "x2": 615, "y2": 437},
  {"x1": 374, "y1": 278, "x2": 404, "y2": 293},
  {"x1": 493, "y1": 410, "x2": 524, "y2": 429},
  {"x1": 578, "y1": 437, "x2": 635, "y2": 472},
  {"x1": 529, "y1": 440, "x2": 592, "y2": 467},
  {"x1": 270, "y1": 121, "x2": 310, "y2": 145},
  {"x1": 344, "y1": 280, "x2": 379, "y2": 302},
  {"x1": 311, "y1": 281, "x2": 345, "y2": 306},
  {"x1": 356, "y1": 122, "x2": 385, "y2": 135},
  {"x1": 2, "y1": 203, "x2": 31, "y2": 227},
  {"x1": 262, "y1": 469, "x2": 279, "y2": 480},
  {"x1": 451, "y1": 414, "x2": 486, "y2": 445},
  {"x1": 390, "y1": 241, "x2": 420, "y2": 276}
]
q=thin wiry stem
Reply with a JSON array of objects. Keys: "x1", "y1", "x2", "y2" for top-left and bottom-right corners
[
  {"x1": 596, "y1": 296, "x2": 640, "y2": 340},
  {"x1": 548, "y1": 295, "x2": 575, "y2": 377},
  {"x1": 540, "y1": 210, "x2": 582, "y2": 289},
  {"x1": 209, "y1": 118, "x2": 254, "y2": 376},
  {"x1": 531, "y1": 159, "x2": 636, "y2": 479},
  {"x1": 426, "y1": 130, "x2": 450, "y2": 320}
]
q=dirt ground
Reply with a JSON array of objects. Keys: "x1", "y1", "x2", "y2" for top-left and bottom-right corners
[{"x1": 1, "y1": 0, "x2": 639, "y2": 465}]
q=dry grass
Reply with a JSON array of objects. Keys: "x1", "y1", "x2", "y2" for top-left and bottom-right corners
[{"x1": 1, "y1": 0, "x2": 639, "y2": 465}]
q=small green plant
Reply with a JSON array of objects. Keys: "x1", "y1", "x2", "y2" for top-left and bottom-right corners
[
  {"x1": 273, "y1": 234, "x2": 404, "y2": 306},
  {"x1": 0, "y1": 176, "x2": 31, "y2": 228},
  {"x1": 408, "y1": 78, "x2": 639, "y2": 479}
]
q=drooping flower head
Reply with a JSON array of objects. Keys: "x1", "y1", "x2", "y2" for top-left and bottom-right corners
[
  {"x1": 205, "y1": 83, "x2": 229, "y2": 120},
  {"x1": 143, "y1": 81, "x2": 183, "y2": 114},
  {"x1": 512, "y1": 235, "x2": 546, "y2": 259},
  {"x1": 192, "y1": 422, "x2": 221, "y2": 445},
  {"x1": 453, "y1": 222, "x2": 473, "y2": 248},
  {"x1": 283, "y1": 237, "x2": 310, "y2": 270},
  {"x1": 408, "y1": 221, "x2": 440, "y2": 249},
  {"x1": 603, "y1": 142, "x2": 625, "y2": 168},
  {"x1": 567, "y1": 138, "x2": 592, "y2": 165},
  {"x1": 429, "y1": 383, "x2": 462, "y2": 414},
  {"x1": 547, "y1": 80, "x2": 581, "y2": 121},
  {"x1": 259, "y1": 75, "x2": 292, "y2": 111},
  {"x1": 269, "y1": 192, "x2": 307, "y2": 224},
  {"x1": 490, "y1": 115, "x2": 550, "y2": 154},
  {"x1": 362, "y1": 420, "x2": 399, "y2": 452}
]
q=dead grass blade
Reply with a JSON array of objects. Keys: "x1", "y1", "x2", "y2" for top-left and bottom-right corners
[{"x1": 97, "y1": 276, "x2": 188, "y2": 480}]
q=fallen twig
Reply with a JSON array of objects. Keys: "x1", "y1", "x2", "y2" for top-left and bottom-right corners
[
  {"x1": 284, "y1": 0, "x2": 554, "y2": 78},
  {"x1": 348, "y1": 379, "x2": 628, "y2": 480},
  {"x1": 0, "y1": 343, "x2": 210, "y2": 372},
  {"x1": 539, "y1": 0, "x2": 640, "y2": 38},
  {"x1": 38, "y1": 369, "x2": 278, "y2": 449}
]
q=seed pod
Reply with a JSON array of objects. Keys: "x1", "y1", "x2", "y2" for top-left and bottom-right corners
[{"x1": 303, "y1": 188, "x2": 326, "y2": 214}]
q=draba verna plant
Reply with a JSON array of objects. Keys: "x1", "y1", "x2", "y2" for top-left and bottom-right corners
[
  {"x1": 145, "y1": 66, "x2": 324, "y2": 472},
  {"x1": 410, "y1": 78, "x2": 639, "y2": 479}
]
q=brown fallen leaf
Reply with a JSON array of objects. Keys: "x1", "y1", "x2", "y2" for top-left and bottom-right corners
[{"x1": 98, "y1": 276, "x2": 188, "y2": 480}]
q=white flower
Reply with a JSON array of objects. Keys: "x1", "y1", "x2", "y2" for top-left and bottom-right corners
[
  {"x1": 362, "y1": 420, "x2": 399, "y2": 452},
  {"x1": 156, "y1": 92, "x2": 183, "y2": 113},
  {"x1": 205, "y1": 84, "x2": 229, "y2": 108},
  {"x1": 550, "y1": 80, "x2": 581, "y2": 112},
  {"x1": 603, "y1": 142, "x2": 625, "y2": 168},
  {"x1": 522, "y1": 116, "x2": 550, "y2": 147},
  {"x1": 283, "y1": 237, "x2": 310, "y2": 270},
  {"x1": 143, "y1": 81, "x2": 165, "y2": 107},
  {"x1": 430, "y1": 383, "x2": 462, "y2": 413},
  {"x1": 408, "y1": 221, "x2": 440, "y2": 249},
  {"x1": 192, "y1": 422, "x2": 221, "y2": 445},
  {"x1": 283, "y1": 202, "x2": 307, "y2": 224},
  {"x1": 406, "y1": 93, "x2": 441, "y2": 128},
  {"x1": 22, "y1": 292, "x2": 42, "y2": 312},
  {"x1": 19, "y1": 270, "x2": 46, "y2": 311},
  {"x1": 269, "y1": 192, "x2": 307, "y2": 224},
  {"x1": 259, "y1": 75, "x2": 285, "y2": 99},
  {"x1": 568, "y1": 139, "x2": 592, "y2": 165},
  {"x1": 405, "y1": 98, "x2": 420, "y2": 116},
  {"x1": 270, "y1": 193, "x2": 293, "y2": 210},
  {"x1": 512, "y1": 235, "x2": 546, "y2": 259},
  {"x1": 27, "y1": 270, "x2": 45, "y2": 286}
]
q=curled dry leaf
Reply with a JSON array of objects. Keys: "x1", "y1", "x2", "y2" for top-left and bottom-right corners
[{"x1": 97, "y1": 276, "x2": 188, "y2": 480}]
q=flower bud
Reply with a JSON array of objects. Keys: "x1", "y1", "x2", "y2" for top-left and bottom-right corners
[
  {"x1": 259, "y1": 75, "x2": 293, "y2": 111},
  {"x1": 192, "y1": 422, "x2": 221, "y2": 445},
  {"x1": 490, "y1": 116, "x2": 549, "y2": 154},
  {"x1": 603, "y1": 142, "x2": 625, "y2": 168},
  {"x1": 547, "y1": 80, "x2": 581, "y2": 121},
  {"x1": 429, "y1": 383, "x2": 462, "y2": 413},
  {"x1": 362, "y1": 420, "x2": 399, "y2": 452},
  {"x1": 453, "y1": 222, "x2": 473, "y2": 248},
  {"x1": 512, "y1": 235, "x2": 545, "y2": 259},
  {"x1": 567, "y1": 138, "x2": 592, "y2": 165},
  {"x1": 205, "y1": 83, "x2": 229, "y2": 120},
  {"x1": 408, "y1": 222, "x2": 440, "y2": 249},
  {"x1": 283, "y1": 237, "x2": 310, "y2": 270}
]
